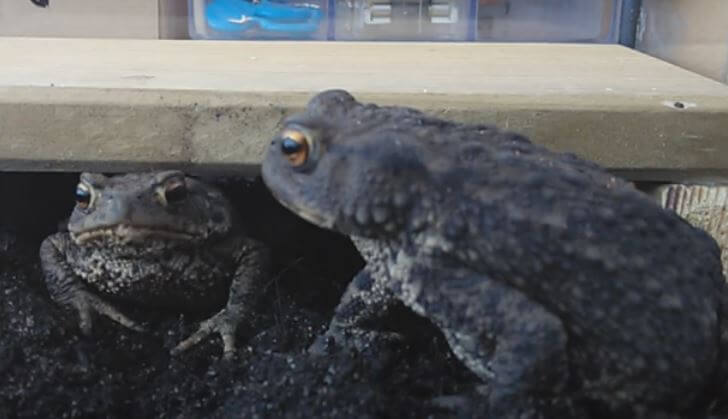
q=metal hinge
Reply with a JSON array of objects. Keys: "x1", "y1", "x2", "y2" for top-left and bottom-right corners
[
  {"x1": 429, "y1": 0, "x2": 458, "y2": 23},
  {"x1": 363, "y1": 0, "x2": 459, "y2": 25},
  {"x1": 363, "y1": 0, "x2": 392, "y2": 24}
]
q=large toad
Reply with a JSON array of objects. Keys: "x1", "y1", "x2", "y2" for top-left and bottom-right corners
[
  {"x1": 261, "y1": 90, "x2": 728, "y2": 418},
  {"x1": 40, "y1": 171, "x2": 269, "y2": 358}
]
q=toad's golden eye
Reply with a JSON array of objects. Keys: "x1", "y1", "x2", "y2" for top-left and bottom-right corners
[
  {"x1": 279, "y1": 129, "x2": 310, "y2": 167},
  {"x1": 75, "y1": 182, "x2": 92, "y2": 209}
]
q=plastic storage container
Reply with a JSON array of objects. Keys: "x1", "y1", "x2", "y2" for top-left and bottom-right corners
[
  {"x1": 333, "y1": 0, "x2": 471, "y2": 41},
  {"x1": 475, "y1": 0, "x2": 622, "y2": 42},
  {"x1": 188, "y1": 0, "x2": 328, "y2": 40},
  {"x1": 188, "y1": 0, "x2": 623, "y2": 42}
]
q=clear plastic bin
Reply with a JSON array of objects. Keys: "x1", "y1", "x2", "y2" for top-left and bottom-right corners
[
  {"x1": 188, "y1": 0, "x2": 329, "y2": 40},
  {"x1": 475, "y1": 0, "x2": 622, "y2": 43},
  {"x1": 188, "y1": 0, "x2": 623, "y2": 42},
  {"x1": 333, "y1": 0, "x2": 471, "y2": 41}
]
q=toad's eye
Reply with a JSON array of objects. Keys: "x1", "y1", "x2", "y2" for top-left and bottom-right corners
[
  {"x1": 280, "y1": 129, "x2": 311, "y2": 167},
  {"x1": 164, "y1": 179, "x2": 187, "y2": 204},
  {"x1": 75, "y1": 183, "x2": 92, "y2": 209}
]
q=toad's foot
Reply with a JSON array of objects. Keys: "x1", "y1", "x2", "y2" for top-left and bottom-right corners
[
  {"x1": 68, "y1": 289, "x2": 145, "y2": 335},
  {"x1": 171, "y1": 308, "x2": 239, "y2": 360}
]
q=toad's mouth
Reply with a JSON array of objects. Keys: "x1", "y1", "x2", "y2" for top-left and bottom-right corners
[
  {"x1": 71, "y1": 224, "x2": 197, "y2": 245},
  {"x1": 268, "y1": 189, "x2": 335, "y2": 230}
]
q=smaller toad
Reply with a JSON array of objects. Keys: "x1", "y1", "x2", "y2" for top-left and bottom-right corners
[{"x1": 40, "y1": 171, "x2": 269, "y2": 358}]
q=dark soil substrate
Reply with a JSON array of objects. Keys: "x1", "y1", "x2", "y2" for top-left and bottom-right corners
[
  {"x1": 2, "y1": 173, "x2": 727, "y2": 419},
  {"x1": 0, "y1": 173, "x2": 484, "y2": 419}
]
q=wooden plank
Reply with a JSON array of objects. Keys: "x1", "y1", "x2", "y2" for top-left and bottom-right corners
[
  {"x1": 3, "y1": 38, "x2": 728, "y2": 95},
  {"x1": 1, "y1": 38, "x2": 728, "y2": 181}
]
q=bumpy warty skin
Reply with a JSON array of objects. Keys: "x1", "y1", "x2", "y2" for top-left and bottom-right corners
[
  {"x1": 261, "y1": 89, "x2": 728, "y2": 418},
  {"x1": 40, "y1": 171, "x2": 270, "y2": 357}
]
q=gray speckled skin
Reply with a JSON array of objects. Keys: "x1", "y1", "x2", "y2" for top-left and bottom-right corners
[
  {"x1": 40, "y1": 171, "x2": 269, "y2": 358},
  {"x1": 261, "y1": 90, "x2": 728, "y2": 418}
]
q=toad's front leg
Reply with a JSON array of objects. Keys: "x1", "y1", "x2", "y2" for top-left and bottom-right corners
[
  {"x1": 309, "y1": 264, "x2": 403, "y2": 355},
  {"x1": 171, "y1": 237, "x2": 270, "y2": 360},
  {"x1": 39, "y1": 233, "x2": 145, "y2": 335}
]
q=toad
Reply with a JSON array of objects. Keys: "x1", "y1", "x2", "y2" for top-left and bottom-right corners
[
  {"x1": 261, "y1": 90, "x2": 728, "y2": 418},
  {"x1": 40, "y1": 171, "x2": 269, "y2": 359}
]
